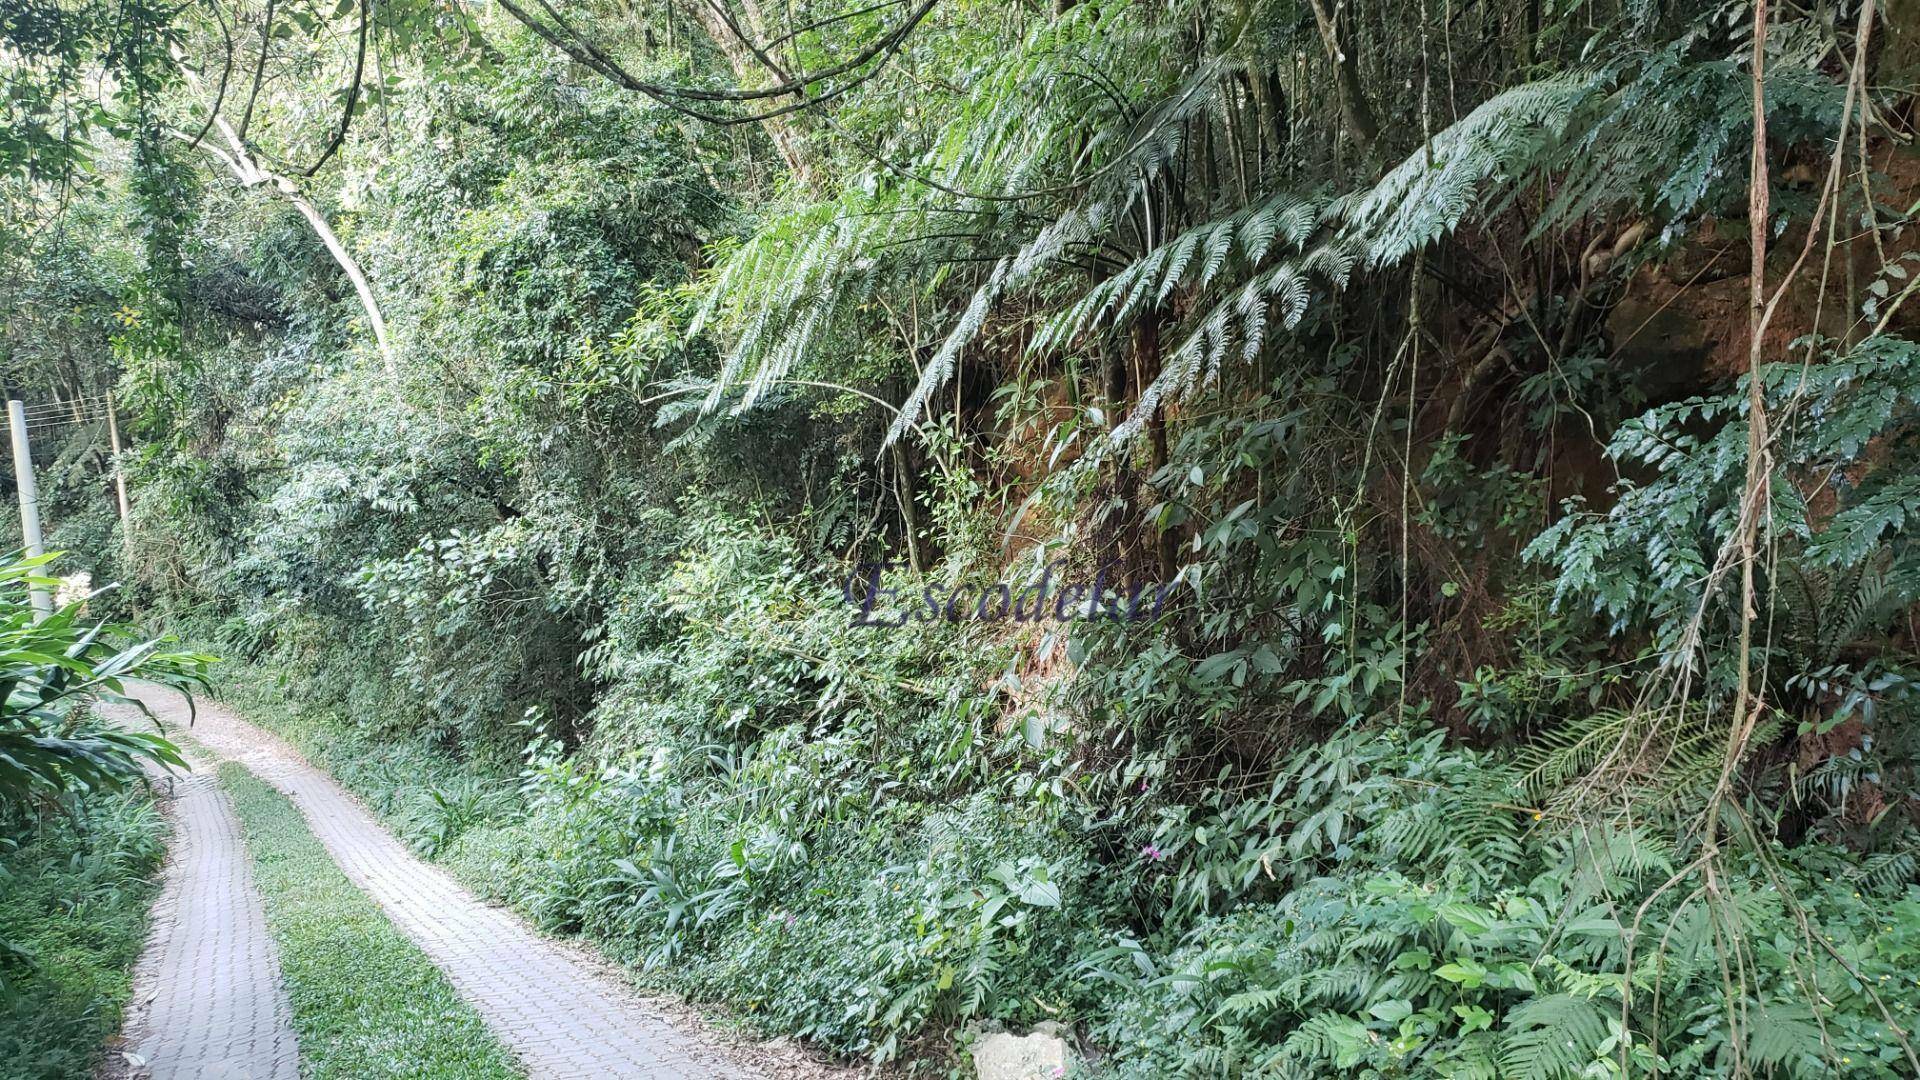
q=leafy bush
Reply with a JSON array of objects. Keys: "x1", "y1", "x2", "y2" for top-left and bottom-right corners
[
  {"x1": 219, "y1": 762, "x2": 521, "y2": 1080},
  {"x1": 0, "y1": 793, "x2": 163, "y2": 1080},
  {"x1": 1093, "y1": 827, "x2": 1920, "y2": 1078},
  {"x1": 0, "y1": 554, "x2": 211, "y2": 812},
  {"x1": 400, "y1": 777, "x2": 519, "y2": 859}
]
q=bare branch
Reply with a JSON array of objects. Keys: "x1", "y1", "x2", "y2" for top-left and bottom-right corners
[
  {"x1": 169, "y1": 94, "x2": 396, "y2": 376},
  {"x1": 237, "y1": 0, "x2": 277, "y2": 141},
  {"x1": 296, "y1": 0, "x2": 369, "y2": 177},
  {"x1": 489, "y1": 0, "x2": 937, "y2": 119}
]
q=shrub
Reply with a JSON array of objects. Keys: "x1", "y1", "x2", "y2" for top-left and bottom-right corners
[{"x1": 0, "y1": 793, "x2": 164, "y2": 1080}]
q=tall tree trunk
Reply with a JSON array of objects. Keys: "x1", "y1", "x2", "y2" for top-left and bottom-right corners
[
  {"x1": 172, "y1": 55, "x2": 396, "y2": 376},
  {"x1": 1135, "y1": 311, "x2": 1179, "y2": 584},
  {"x1": 688, "y1": 0, "x2": 819, "y2": 187},
  {"x1": 1306, "y1": 0, "x2": 1380, "y2": 153},
  {"x1": 890, "y1": 439, "x2": 927, "y2": 572},
  {"x1": 190, "y1": 116, "x2": 395, "y2": 376}
]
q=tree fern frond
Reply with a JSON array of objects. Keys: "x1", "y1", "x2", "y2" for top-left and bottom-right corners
[
  {"x1": 1498, "y1": 995, "x2": 1608, "y2": 1080},
  {"x1": 1346, "y1": 76, "x2": 1596, "y2": 268},
  {"x1": 888, "y1": 255, "x2": 1012, "y2": 443},
  {"x1": 1742, "y1": 1002, "x2": 1825, "y2": 1073}
]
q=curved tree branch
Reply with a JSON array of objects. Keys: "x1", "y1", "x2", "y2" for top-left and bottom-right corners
[
  {"x1": 169, "y1": 108, "x2": 396, "y2": 376},
  {"x1": 491, "y1": 0, "x2": 937, "y2": 116},
  {"x1": 763, "y1": 0, "x2": 905, "y2": 51},
  {"x1": 180, "y1": 0, "x2": 237, "y2": 151},
  {"x1": 296, "y1": 0, "x2": 369, "y2": 177},
  {"x1": 236, "y1": 0, "x2": 276, "y2": 141}
]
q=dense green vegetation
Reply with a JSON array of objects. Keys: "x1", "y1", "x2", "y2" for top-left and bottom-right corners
[
  {"x1": 219, "y1": 760, "x2": 523, "y2": 1080},
  {"x1": 0, "y1": 553, "x2": 209, "y2": 812},
  {"x1": 0, "y1": 545, "x2": 214, "y2": 1079},
  {"x1": 0, "y1": 793, "x2": 162, "y2": 1080},
  {"x1": 7, "y1": 0, "x2": 1920, "y2": 1075}
]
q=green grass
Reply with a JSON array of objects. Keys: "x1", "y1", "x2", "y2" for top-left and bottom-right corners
[
  {"x1": 217, "y1": 761, "x2": 524, "y2": 1080},
  {"x1": 0, "y1": 792, "x2": 164, "y2": 1080},
  {"x1": 209, "y1": 669, "x2": 539, "y2": 910}
]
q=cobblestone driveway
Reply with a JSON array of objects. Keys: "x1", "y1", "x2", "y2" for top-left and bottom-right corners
[
  {"x1": 112, "y1": 733, "x2": 299, "y2": 1080},
  {"x1": 114, "y1": 685, "x2": 751, "y2": 1080}
]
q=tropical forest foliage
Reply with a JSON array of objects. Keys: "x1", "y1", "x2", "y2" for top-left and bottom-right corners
[{"x1": 5, "y1": 0, "x2": 1920, "y2": 1074}]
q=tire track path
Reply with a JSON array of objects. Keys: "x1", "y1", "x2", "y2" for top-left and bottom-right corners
[
  {"x1": 113, "y1": 734, "x2": 299, "y2": 1080},
  {"x1": 115, "y1": 685, "x2": 748, "y2": 1080}
]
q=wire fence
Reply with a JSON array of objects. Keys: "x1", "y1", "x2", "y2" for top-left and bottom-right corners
[{"x1": 12, "y1": 396, "x2": 114, "y2": 430}]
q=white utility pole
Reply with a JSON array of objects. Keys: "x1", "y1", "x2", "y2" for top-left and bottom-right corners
[
  {"x1": 6, "y1": 400, "x2": 53, "y2": 619},
  {"x1": 106, "y1": 392, "x2": 131, "y2": 542}
]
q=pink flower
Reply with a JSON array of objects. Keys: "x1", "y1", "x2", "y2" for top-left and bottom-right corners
[
  {"x1": 1051, "y1": 1068, "x2": 1066, "y2": 1079},
  {"x1": 1140, "y1": 843, "x2": 1165, "y2": 861}
]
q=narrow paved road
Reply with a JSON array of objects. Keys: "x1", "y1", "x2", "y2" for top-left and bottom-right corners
[
  {"x1": 112, "y1": 685, "x2": 753, "y2": 1080},
  {"x1": 114, "y1": 735, "x2": 299, "y2": 1080}
]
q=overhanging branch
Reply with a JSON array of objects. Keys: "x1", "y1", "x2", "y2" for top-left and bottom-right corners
[{"x1": 491, "y1": 0, "x2": 938, "y2": 124}]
